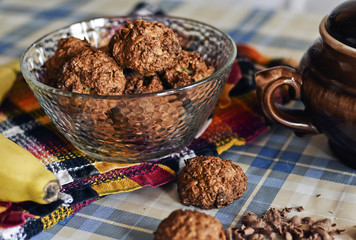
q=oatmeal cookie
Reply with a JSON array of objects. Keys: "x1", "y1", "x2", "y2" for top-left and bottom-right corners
[
  {"x1": 109, "y1": 19, "x2": 181, "y2": 76},
  {"x1": 57, "y1": 48, "x2": 126, "y2": 95},
  {"x1": 163, "y1": 50, "x2": 214, "y2": 88},
  {"x1": 44, "y1": 37, "x2": 91, "y2": 86},
  {"x1": 177, "y1": 156, "x2": 247, "y2": 210},
  {"x1": 123, "y1": 69, "x2": 164, "y2": 94},
  {"x1": 154, "y1": 209, "x2": 226, "y2": 240}
]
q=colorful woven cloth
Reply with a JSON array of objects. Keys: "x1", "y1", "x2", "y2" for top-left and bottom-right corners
[{"x1": 0, "y1": 43, "x2": 295, "y2": 239}]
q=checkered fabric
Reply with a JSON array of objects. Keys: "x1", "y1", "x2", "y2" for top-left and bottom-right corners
[{"x1": 0, "y1": 1, "x2": 355, "y2": 240}]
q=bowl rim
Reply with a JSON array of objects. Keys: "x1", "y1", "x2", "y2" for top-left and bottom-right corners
[{"x1": 20, "y1": 15, "x2": 237, "y2": 100}]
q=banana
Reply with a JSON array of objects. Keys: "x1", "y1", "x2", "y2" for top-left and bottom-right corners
[
  {"x1": 0, "y1": 133, "x2": 61, "y2": 204},
  {"x1": 0, "y1": 60, "x2": 20, "y2": 104}
]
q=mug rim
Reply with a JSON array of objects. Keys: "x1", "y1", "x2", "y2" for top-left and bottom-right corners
[{"x1": 320, "y1": 16, "x2": 356, "y2": 58}]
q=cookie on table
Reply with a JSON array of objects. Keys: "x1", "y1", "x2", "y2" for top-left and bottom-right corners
[
  {"x1": 177, "y1": 155, "x2": 247, "y2": 210},
  {"x1": 154, "y1": 209, "x2": 226, "y2": 240}
]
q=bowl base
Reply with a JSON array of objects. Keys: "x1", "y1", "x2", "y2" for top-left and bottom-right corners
[{"x1": 329, "y1": 140, "x2": 356, "y2": 169}]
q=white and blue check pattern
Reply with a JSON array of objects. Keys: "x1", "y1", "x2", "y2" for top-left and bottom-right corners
[{"x1": 0, "y1": 0, "x2": 355, "y2": 239}]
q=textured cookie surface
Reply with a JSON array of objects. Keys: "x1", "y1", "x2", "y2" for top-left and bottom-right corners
[
  {"x1": 109, "y1": 19, "x2": 181, "y2": 76},
  {"x1": 177, "y1": 155, "x2": 247, "y2": 210},
  {"x1": 154, "y1": 209, "x2": 226, "y2": 240}
]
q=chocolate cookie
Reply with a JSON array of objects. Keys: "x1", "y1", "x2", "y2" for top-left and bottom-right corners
[
  {"x1": 57, "y1": 48, "x2": 126, "y2": 95},
  {"x1": 109, "y1": 19, "x2": 181, "y2": 76},
  {"x1": 177, "y1": 156, "x2": 247, "y2": 210},
  {"x1": 154, "y1": 209, "x2": 226, "y2": 240},
  {"x1": 163, "y1": 50, "x2": 215, "y2": 88},
  {"x1": 123, "y1": 69, "x2": 164, "y2": 94},
  {"x1": 44, "y1": 37, "x2": 91, "y2": 86}
]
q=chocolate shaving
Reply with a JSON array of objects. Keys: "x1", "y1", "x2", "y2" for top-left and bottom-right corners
[
  {"x1": 227, "y1": 208, "x2": 345, "y2": 240},
  {"x1": 285, "y1": 207, "x2": 293, "y2": 213},
  {"x1": 296, "y1": 206, "x2": 304, "y2": 212}
]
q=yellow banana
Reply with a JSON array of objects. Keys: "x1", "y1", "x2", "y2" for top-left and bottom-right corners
[
  {"x1": 0, "y1": 60, "x2": 20, "y2": 104},
  {"x1": 0, "y1": 133, "x2": 61, "y2": 204}
]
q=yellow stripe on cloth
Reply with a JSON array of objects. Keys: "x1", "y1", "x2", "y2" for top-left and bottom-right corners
[
  {"x1": 0, "y1": 206, "x2": 6, "y2": 214},
  {"x1": 216, "y1": 137, "x2": 246, "y2": 154},
  {"x1": 92, "y1": 177, "x2": 141, "y2": 196},
  {"x1": 157, "y1": 163, "x2": 176, "y2": 176},
  {"x1": 41, "y1": 206, "x2": 73, "y2": 230},
  {"x1": 93, "y1": 161, "x2": 140, "y2": 173}
]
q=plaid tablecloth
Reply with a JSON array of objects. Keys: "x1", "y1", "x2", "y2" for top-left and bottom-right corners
[{"x1": 0, "y1": 0, "x2": 355, "y2": 240}]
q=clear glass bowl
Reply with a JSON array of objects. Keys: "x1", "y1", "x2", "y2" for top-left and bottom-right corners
[{"x1": 20, "y1": 16, "x2": 236, "y2": 163}]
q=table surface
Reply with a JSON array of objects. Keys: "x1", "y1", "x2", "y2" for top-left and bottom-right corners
[{"x1": 1, "y1": 0, "x2": 355, "y2": 239}]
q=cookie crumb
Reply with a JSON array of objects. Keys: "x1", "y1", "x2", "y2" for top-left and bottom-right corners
[
  {"x1": 296, "y1": 206, "x2": 304, "y2": 212},
  {"x1": 284, "y1": 207, "x2": 293, "y2": 213}
]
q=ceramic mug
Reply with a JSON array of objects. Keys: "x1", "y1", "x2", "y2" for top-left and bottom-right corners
[{"x1": 255, "y1": 13, "x2": 356, "y2": 169}]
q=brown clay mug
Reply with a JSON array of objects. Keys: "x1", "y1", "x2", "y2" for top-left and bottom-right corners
[{"x1": 255, "y1": 1, "x2": 356, "y2": 169}]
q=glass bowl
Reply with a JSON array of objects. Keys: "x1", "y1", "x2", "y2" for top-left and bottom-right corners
[{"x1": 20, "y1": 16, "x2": 236, "y2": 163}]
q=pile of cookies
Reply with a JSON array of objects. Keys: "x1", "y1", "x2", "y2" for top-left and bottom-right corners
[{"x1": 43, "y1": 20, "x2": 214, "y2": 95}]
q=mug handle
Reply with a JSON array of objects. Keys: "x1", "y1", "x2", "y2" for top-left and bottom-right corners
[{"x1": 255, "y1": 66, "x2": 319, "y2": 135}]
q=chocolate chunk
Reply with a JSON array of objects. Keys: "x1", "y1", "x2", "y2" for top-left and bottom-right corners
[
  {"x1": 249, "y1": 233, "x2": 264, "y2": 240},
  {"x1": 285, "y1": 207, "x2": 293, "y2": 213},
  {"x1": 225, "y1": 228, "x2": 233, "y2": 240},
  {"x1": 296, "y1": 206, "x2": 304, "y2": 212},
  {"x1": 226, "y1": 207, "x2": 345, "y2": 240},
  {"x1": 290, "y1": 215, "x2": 302, "y2": 226},
  {"x1": 302, "y1": 216, "x2": 314, "y2": 225},
  {"x1": 243, "y1": 212, "x2": 267, "y2": 229},
  {"x1": 285, "y1": 232, "x2": 293, "y2": 240},
  {"x1": 243, "y1": 227, "x2": 255, "y2": 236}
]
